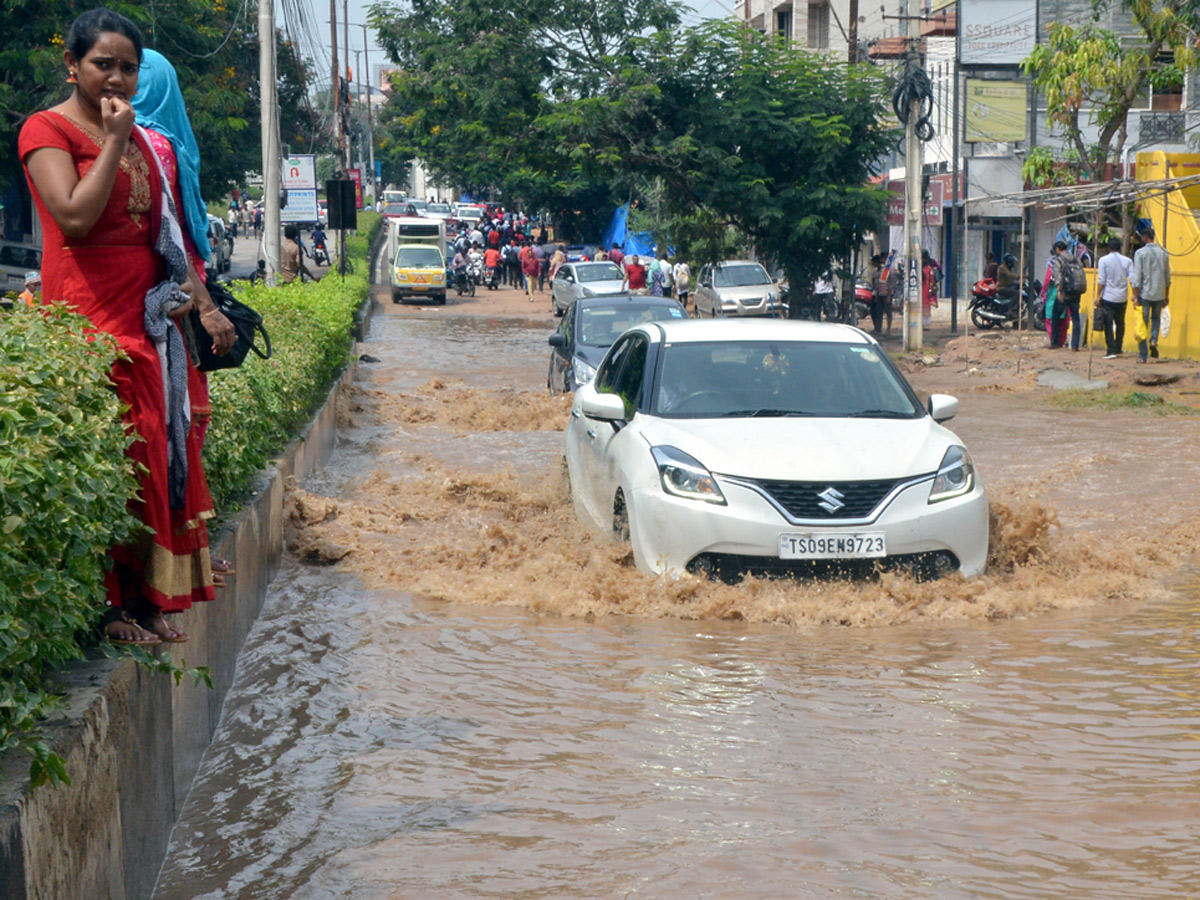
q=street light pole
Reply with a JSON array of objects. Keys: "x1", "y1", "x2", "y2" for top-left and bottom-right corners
[{"x1": 358, "y1": 24, "x2": 377, "y2": 207}]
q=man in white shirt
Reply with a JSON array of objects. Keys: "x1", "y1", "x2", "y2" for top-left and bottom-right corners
[{"x1": 1095, "y1": 237, "x2": 1132, "y2": 358}]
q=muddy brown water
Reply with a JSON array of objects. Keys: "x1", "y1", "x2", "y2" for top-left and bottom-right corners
[{"x1": 152, "y1": 310, "x2": 1200, "y2": 899}]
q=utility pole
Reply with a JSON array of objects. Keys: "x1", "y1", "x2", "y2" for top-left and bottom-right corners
[
  {"x1": 329, "y1": 0, "x2": 341, "y2": 176},
  {"x1": 848, "y1": 0, "x2": 858, "y2": 64},
  {"x1": 358, "y1": 24, "x2": 376, "y2": 207},
  {"x1": 343, "y1": 0, "x2": 352, "y2": 174},
  {"x1": 259, "y1": 0, "x2": 280, "y2": 281},
  {"x1": 902, "y1": 0, "x2": 924, "y2": 351}
]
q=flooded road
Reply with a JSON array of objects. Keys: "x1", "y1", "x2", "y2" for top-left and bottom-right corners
[{"x1": 153, "y1": 308, "x2": 1200, "y2": 900}]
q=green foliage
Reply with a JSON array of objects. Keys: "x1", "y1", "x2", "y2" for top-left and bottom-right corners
[
  {"x1": 1, "y1": 0, "x2": 319, "y2": 199},
  {"x1": 0, "y1": 304, "x2": 142, "y2": 782},
  {"x1": 1021, "y1": 2, "x2": 1198, "y2": 186},
  {"x1": 202, "y1": 212, "x2": 380, "y2": 512},
  {"x1": 0, "y1": 216, "x2": 380, "y2": 787},
  {"x1": 1049, "y1": 388, "x2": 1195, "y2": 414}
]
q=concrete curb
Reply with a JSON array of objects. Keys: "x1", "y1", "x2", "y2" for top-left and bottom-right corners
[{"x1": 0, "y1": 294, "x2": 377, "y2": 900}]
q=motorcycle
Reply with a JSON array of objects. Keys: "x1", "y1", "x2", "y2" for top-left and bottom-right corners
[
  {"x1": 311, "y1": 239, "x2": 330, "y2": 267},
  {"x1": 465, "y1": 257, "x2": 482, "y2": 297},
  {"x1": 969, "y1": 277, "x2": 1044, "y2": 330},
  {"x1": 482, "y1": 265, "x2": 500, "y2": 291},
  {"x1": 853, "y1": 278, "x2": 873, "y2": 324},
  {"x1": 454, "y1": 265, "x2": 472, "y2": 296}
]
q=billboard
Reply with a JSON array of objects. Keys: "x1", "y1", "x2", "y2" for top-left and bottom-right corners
[
  {"x1": 281, "y1": 154, "x2": 319, "y2": 223},
  {"x1": 348, "y1": 168, "x2": 363, "y2": 209},
  {"x1": 965, "y1": 80, "x2": 1028, "y2": 142},
  {"x1": 960, "y1": 0, "x2": 1036, "y2": 66}
]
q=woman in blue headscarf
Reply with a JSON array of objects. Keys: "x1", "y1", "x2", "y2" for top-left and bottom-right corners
[{"x1": 133, "y1": 48, "x2": 236, "y2": 607}]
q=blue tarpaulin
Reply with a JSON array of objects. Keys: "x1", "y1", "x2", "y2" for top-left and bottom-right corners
[{"x1": 600, "y1": 204, "x2": 658, "y2": 258}]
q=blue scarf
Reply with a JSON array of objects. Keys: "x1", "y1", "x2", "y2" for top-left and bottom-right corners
[{"x1": 132, "y1": 49, "x2": 210, "y2": 262}]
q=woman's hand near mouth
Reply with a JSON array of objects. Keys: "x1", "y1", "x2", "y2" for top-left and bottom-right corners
[{"x1": 101, "y1": 96, "x2": 134, "y2": 145}]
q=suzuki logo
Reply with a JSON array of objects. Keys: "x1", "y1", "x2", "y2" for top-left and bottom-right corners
[{"x1": 817, "y1": 486, "x2": 845, "y2": 514}]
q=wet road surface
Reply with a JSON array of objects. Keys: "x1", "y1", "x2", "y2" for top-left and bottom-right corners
[{"x1": 152, "y1": 307, "x2": 1200, "y2": 900}]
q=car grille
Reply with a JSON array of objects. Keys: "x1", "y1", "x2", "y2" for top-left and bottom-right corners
[{"x1": 747, "y1": 478, "x2": 908, "y2": 520}]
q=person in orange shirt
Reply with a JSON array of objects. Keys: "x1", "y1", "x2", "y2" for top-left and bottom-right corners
[{"x1": 18, "y1": 271, "x2": 40, "y2": 306}]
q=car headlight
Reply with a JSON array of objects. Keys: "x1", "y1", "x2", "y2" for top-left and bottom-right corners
[
  {"x1": 928, "y1": 445, "x2": 975, "y2": 503},
  {"x1": 394, "y1": 270, "x2": 409, "y2": 282},
  {"x1": 432, "y1": 273, "x2": 445, "y2": 284},
  {"x1": 651, "y1": 446, "x2": 727, "y2": 505},
  {"x1": 571, "y1": 358, "x2": 597, "y2": 386}
]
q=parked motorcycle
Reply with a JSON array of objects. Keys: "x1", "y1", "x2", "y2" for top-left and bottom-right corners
[
  {"x1": 853, "y1": 278, "x2": 872, "y2": 324},
  {"x1": 969, "y1": 277, "x2": 1044, "y2": 331}
]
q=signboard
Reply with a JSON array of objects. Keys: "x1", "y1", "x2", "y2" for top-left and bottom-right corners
[
  {"x1": 348, "y1": 168, "x2": 363, "y2": 209},
  {"x1": 281, "y1": 153, "x2": 319, "y2": 223},
  {"x1": 886, "y1": 179, "x2": 944, "y2": 227},
  {"x1": 960, "y1": 0, "x2": 1036, "y2": 66},
  {"x1": 964, "y1": 80, "x2": 1028, "y2": 142}
]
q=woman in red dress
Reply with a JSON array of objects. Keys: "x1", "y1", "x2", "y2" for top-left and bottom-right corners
[{"x1": 20, "y1": 9, "x2": 216, "y2": 645}]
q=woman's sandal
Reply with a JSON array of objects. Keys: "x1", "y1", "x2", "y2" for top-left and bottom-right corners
[
  {"x1": 138, "y1": 613, "x2": 189, "y2": 643},
  {"x1": 103, "y1": 610, "x2": 162, "y2": 647}
]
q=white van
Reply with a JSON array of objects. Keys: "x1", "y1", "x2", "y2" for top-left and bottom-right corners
[{"x1": 386, "y1": 216, "x2": 447, "y2": 266}]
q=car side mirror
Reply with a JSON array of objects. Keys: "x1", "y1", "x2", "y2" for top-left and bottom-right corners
[
  {"x1": 549, "y1": 333, "x2": 566, "y2": 347},
  {"x1": 565, "y1": 275, "x2": 575, "y2": 283},
  {"x1": 581, "y1": 391, "x2": 626, "y2": 421},
  {"x1": 928, "y1": 393, "x2": 958, "y2": 422}
]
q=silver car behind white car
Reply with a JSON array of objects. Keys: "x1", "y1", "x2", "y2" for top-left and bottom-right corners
[
  {"x1": 563, "y1": 319, "x2": 988, "y2": 581},
  {"x1": 693, "y1": 260, "x2": 783, "y2": 318},
  {"x1": 551, "y1": 261, "x2": 627, "y2": 316}
]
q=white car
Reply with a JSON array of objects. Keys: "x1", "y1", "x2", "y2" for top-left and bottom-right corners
[{"x1": 564, "y1": 319, "x2": 988, "y2": 581}]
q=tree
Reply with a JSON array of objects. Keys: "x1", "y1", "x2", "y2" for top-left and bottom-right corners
[
  {"x1": 1021, "y1": 0, "x2": 1198, "y2": 190},
  {"x1": 550, "y1": 22, "x2": 894, "y2": 303},
  {"x1": 0, "y1": 0, "x2": 319, "y2": 204}
]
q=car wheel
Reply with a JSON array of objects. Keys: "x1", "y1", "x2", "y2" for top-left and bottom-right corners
[
  {"x1": 392, "y1": 289, "x2": 402, "y2": 304},
  {"x1": 613, "y1": 490, "x2": 630, "y2": 543},
  {"x1": 436, "y1": 292, "x2": 447, "y2": 305}
]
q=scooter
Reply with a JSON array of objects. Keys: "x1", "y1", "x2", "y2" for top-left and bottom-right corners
[
  {"x1": 311, "y1": 239, "x2": 330, "y2": 267},
  {"x1": 969, "y1": 277, "x2": 1045, "y2": 330},
  {"x1": 854, "y1": 278, "x2": 873, "y2": 324},
  {"x1": 483, "y1": 265, "x2": 500, "y2": 291}
]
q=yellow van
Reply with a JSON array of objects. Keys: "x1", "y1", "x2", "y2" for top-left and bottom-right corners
[{"x1": 391, "y1": 243, "x2": 446, "y2": 305}]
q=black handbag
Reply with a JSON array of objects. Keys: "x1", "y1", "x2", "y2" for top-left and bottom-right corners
[{"x1": 186, "y1": 281, "x2": 271, "y2": 372}]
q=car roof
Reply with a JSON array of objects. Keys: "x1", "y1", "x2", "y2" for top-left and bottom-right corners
[
  {"x1": 713, "y1": 259, "x2": 765, "y2": 267},
  {"x1": 645, "y1": 318, "x2": 871, "y2": 344},
  {"x1": 572, "y1": 260, "x2": 620, "y2": 267},
  {"x1": 575, "y1": 293, "x2": 683, "y2": 310}
]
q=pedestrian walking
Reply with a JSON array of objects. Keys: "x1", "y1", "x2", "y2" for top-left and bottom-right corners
[
  {"x1": 1051, "y1": 240, "x2": 1087, "y2": 350},
  {"x1": 532, "y1": 241, "x2": 547, "y2": 292},
  {"x1": 1130, "y1": 228, "x2": 1171, "y2": 362},
  {"x1": 921, "y1": 251, "x2": 940, "y2": 328},
  {"x1": 623, "y1": 255, "x2": 647, "y2": 293},
  {"x1": 660, "y1": 255, "x2": 673, "y2": 297},
  {"x1": 609, "y1": 242, "x2": 625, "y2": 271},
  {"x1": 673, "y1": 259, "x2": 691, "y2": 310},
  {"x1": 520, "y1": 242, "x2": 539, "y2": 301},
  {"x1": 1095, "y1": 237, "x2": 1132, "y2": 358}
]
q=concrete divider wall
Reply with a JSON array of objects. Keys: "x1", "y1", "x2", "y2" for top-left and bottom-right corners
[{"x1": 0, "y1": 294, "x2": 376, "y2": 900}]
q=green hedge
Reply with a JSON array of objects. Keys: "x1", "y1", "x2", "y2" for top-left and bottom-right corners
[{"x1": 0, "y1": 212, "x2": 380, "y2": 782}]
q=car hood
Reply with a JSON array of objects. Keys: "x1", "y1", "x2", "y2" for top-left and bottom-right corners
[
  {"x1": 637, "y1": 417, "x2": 955, "y2": 481},
  {"x1": 580, "y1": 280, "x2": 627, "y2": 296}
]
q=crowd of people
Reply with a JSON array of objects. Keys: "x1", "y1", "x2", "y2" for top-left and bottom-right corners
[{"x1": 445, "y1": 216, "x2": 696, "y2": 310}]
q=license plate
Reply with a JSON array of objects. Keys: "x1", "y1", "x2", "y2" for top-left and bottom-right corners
[{"x1": 779, "y1": 532, "x2": 886, "y2": 559}]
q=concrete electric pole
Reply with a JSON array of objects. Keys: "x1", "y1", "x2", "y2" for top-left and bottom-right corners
[
  {"x1": 902, "y1": 0, "x2": 924, "y2": 351},
  {"x1": 259, "y1": 0, "x2": 280, "y2": 280}
]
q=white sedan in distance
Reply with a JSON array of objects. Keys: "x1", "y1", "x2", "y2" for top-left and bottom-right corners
[{"x1": 563, "y1": 319, "x2": 988, "y2": 581}]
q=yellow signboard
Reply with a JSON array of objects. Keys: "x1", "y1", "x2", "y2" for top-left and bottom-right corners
[{"x1": 965, "y1": 80, "x2": 1028, "y2": 143}]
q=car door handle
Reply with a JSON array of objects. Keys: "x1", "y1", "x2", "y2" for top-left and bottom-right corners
[
  {"x1": 587, "y1": 428, "x2": 597, "y2": 440},
  {"x1": 571, "y1": 408, "x2": 581, "y2": 418}
]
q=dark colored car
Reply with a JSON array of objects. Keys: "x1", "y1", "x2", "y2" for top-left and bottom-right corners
[{"x1": 547, "y1": 294, "x2": 688, "y2": 393}]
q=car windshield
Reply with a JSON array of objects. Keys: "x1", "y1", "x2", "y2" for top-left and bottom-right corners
[
  {"x1": 382, "y1": 204, "x2": 410, "y2": 216},
  {"x1": 653, "y1": 339, "x2": 922, "y2": 418},
  {"x1": 427, "y1": 203, "x2": 451, "y2": 214},
  {"x1": 579, "y1": 303, "x2": 685, "y2": 347},
  {"x1": 576, "y1": 263, "x2": 623, "y2": 284},
  {"x1": 714, "y1": 264, "x2": 771, "y2": 288},
  {"x1": 458, "y1": 208, "x2": 483, "y2": 220},
  {"x1": 395, "y1": 246, "x2": 443, "y2": 268}
]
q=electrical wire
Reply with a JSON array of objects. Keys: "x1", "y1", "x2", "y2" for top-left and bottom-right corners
[{"x1": 892, "y1": 62, "x2": 935, "y2": 143}]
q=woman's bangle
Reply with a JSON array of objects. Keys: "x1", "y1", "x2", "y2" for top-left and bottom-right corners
[{"x1": 200, "y1": 309, "x2": 220, "y2": 319}]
